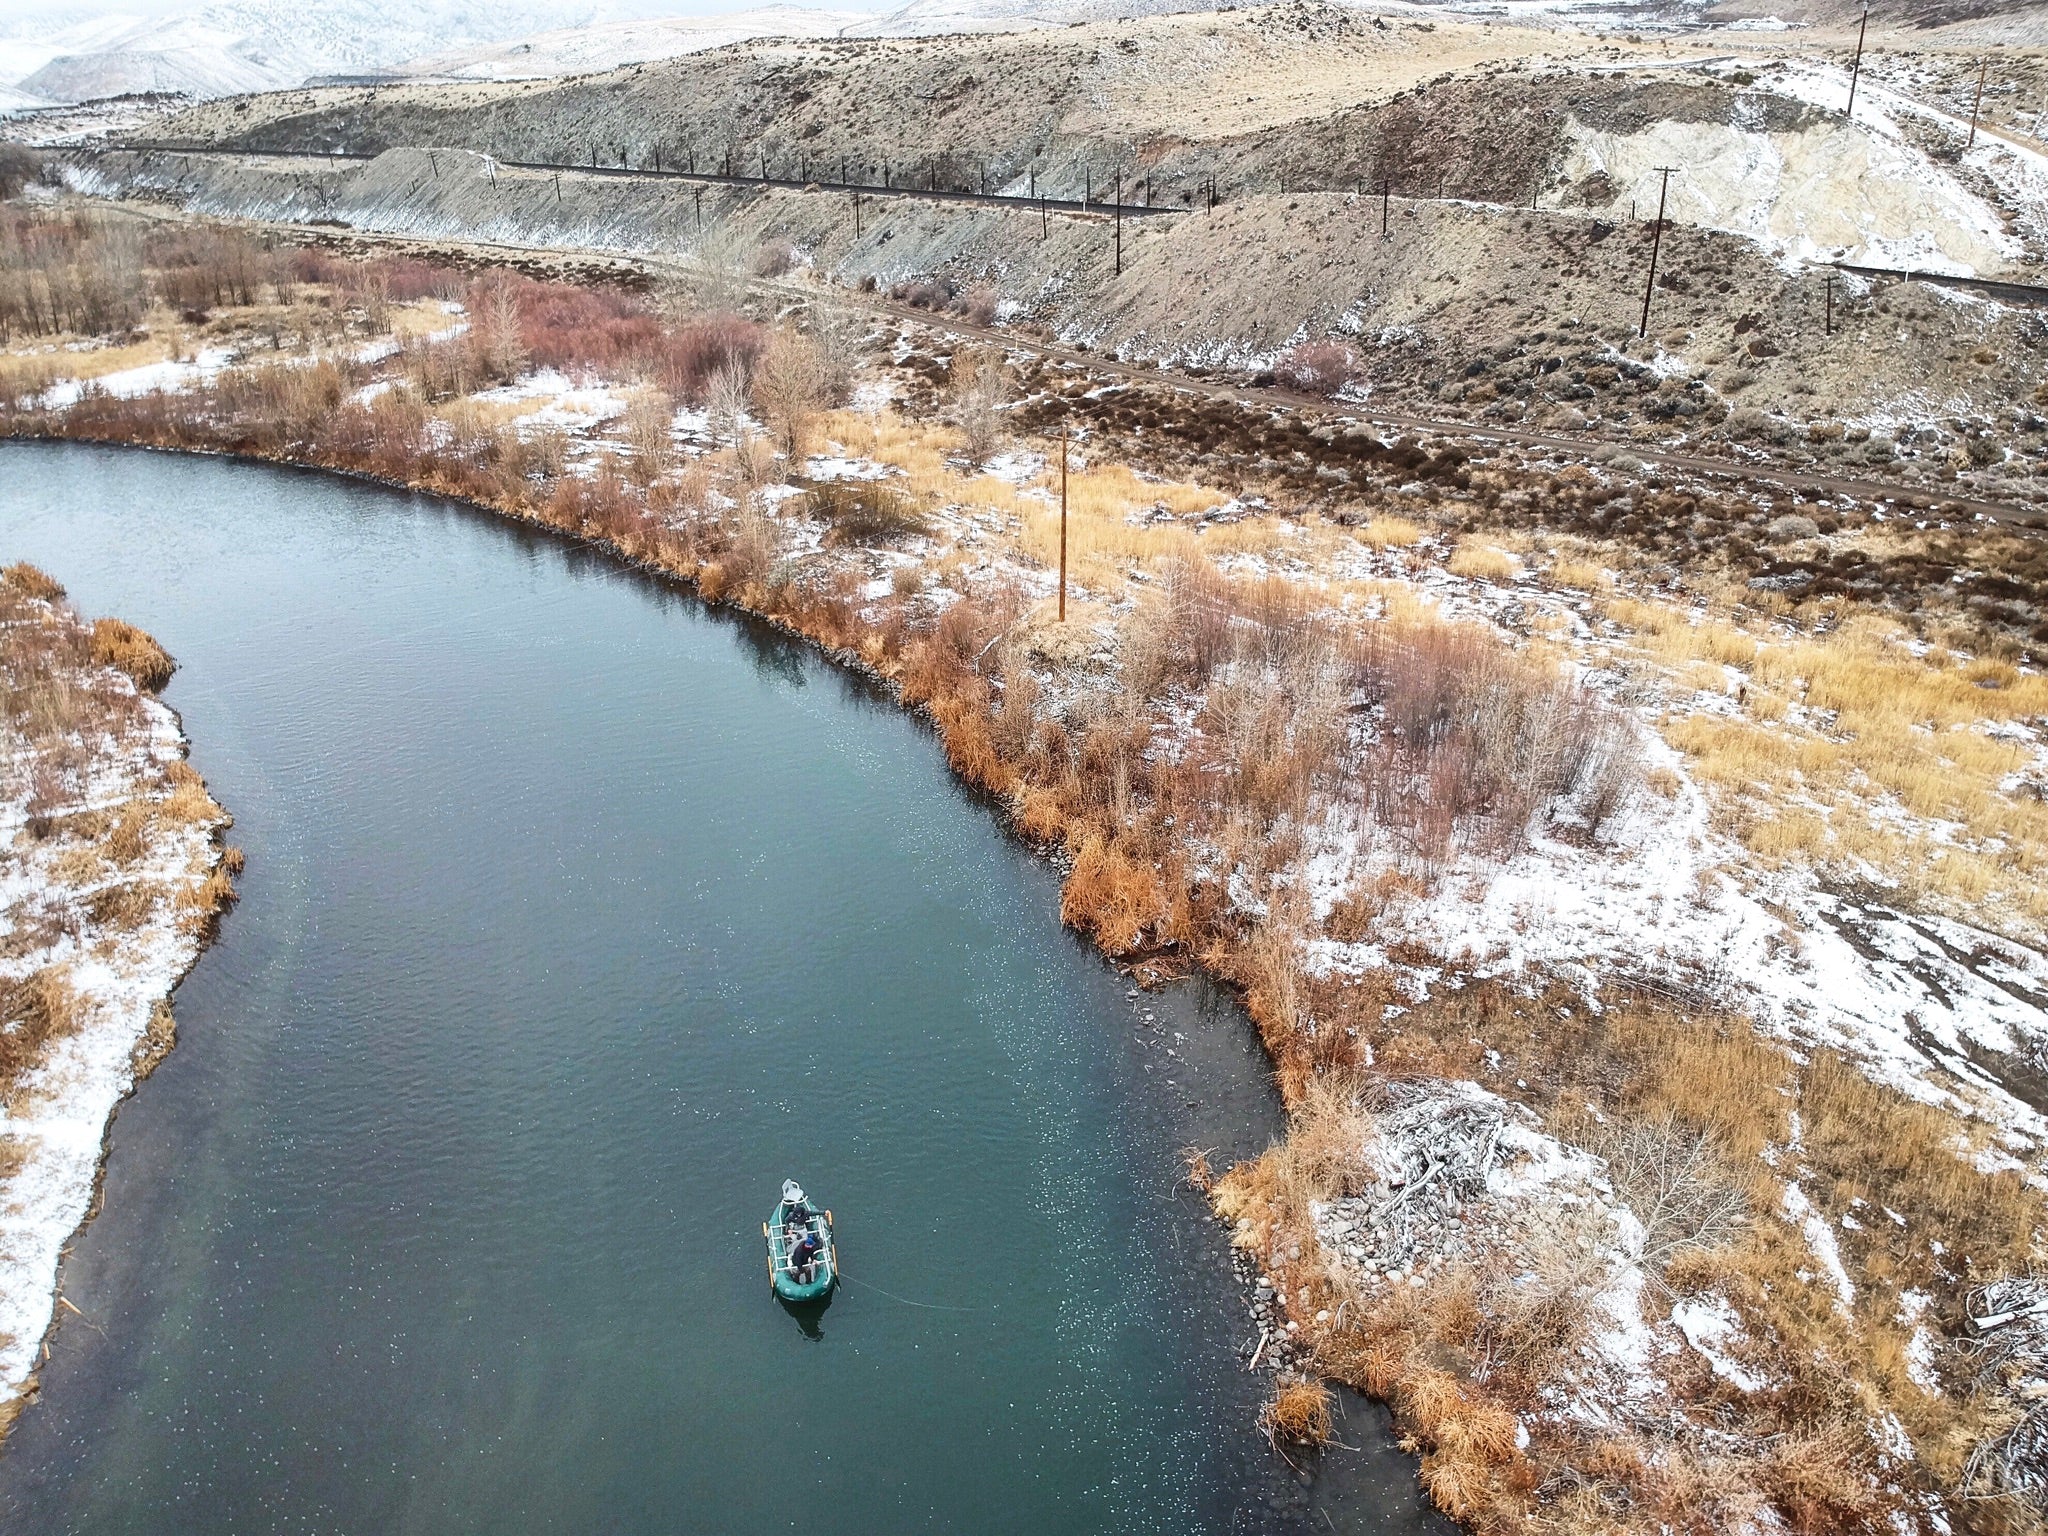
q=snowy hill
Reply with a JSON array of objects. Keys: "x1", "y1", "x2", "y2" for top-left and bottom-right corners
[
  {"x1": 389, "y1": 7, "x2": 865, "y2": 81},
  {"x1": 0, "y1": 0, "x2": 616, "y2": 103}
]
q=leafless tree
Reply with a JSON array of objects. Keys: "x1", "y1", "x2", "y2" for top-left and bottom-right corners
[
  {"x1": 1592, "y1": 1114, "x2": 1751, "y2": 1274},
  {"x1": 950, "y1": 347, "x2": 1012, "y2": 468}
]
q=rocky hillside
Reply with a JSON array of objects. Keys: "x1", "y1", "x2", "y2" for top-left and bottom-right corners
[{"x1": 144, "y1": 5, "x2": 2048, "y2": 279}]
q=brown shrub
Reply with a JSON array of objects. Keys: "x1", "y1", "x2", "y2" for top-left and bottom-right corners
[
  {"x1": 89, "y1": 880, "x2": 160, "y2": 927},
  {"x1": 803, "y1": 482, "x2": 927, "y2": 545},
  {"x1": 752, "y1": 328, "x2": 831, "y2": 459},
  {"x1": 1, "y1": 563, "x2": 63, "y2": 602},
  {"x1": 90, "y1": 617, "x2": 173, "y2": 692},
  {"x1": 950, "y1": 348, "x2": 1011, "y2": 468},
  {"x1": 956, "y1": 283, "x2": 998, "y2": 327},
  {"x1": 752, "y1": 239, "x2": 800, "y2": 278},
  {"x1": 890, "y1": 277, "x2": 955, "y2": 311},
  {"x1": 650, "y1": 313, "x2": 767, "y2": 403},
  {"x1": 1060, "y1": 835, "x2": 1173, "y2": 956},
  {"x1": 1264, "y1": 1380, "x2": 1335, "y2": 1446},
  {"x1": 1276, "y1": 340, "x2": 1360, "y2": 397}
]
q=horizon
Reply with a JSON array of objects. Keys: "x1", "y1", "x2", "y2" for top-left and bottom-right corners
[{"x1": 0, "y1": 0, "x2": 888, "y2": 30}]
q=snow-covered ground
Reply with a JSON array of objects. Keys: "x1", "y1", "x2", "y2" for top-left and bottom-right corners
[
  {"x1": 1557, "y1": 59, "x2": 2043, "y2": 276},
  {"x1": 0, "y1": 627, "x2": 226, "y2": 1415}
]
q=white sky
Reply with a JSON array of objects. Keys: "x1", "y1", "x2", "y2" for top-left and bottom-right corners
[{"x1": 0, "y1": 0, "x2": 883, "y2": 25}]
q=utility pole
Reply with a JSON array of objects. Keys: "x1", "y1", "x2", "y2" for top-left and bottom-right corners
[
  {"x1": 1968, "y1": 56, "x2": 1989, "y2": 148},
  {"x1": 554, "y1": 171, "x2": 560, "y2": 206},
  {"x1": 1029, "y1": 165, "x2": 1036, "y2": 199},
  {"x1": 694, "y1": 186, "x2": 703, "y2": 234},
  {"x1": 1084, "y1": 164, "x2": 1090, "y2": 207},
  {"x1": 1638, "y1": 166, "x2": 1677, "y2": 339},
  {"x1": 1040, "y1": 192, "x2": 1048, "y2": 239},
  {"x1": 1058, "y1": 423, "x2": 1069, "y2": 622},
  {"x1": 654, "y1": 146, "x2": 661, "y2": 173},
  {"x1": 853, "y1": 190, "x2": 861, "y2": 238},
  {"x1": 1114, "y1": 168, "x2": 1123, "y2": 275},
  {"x1": 1846, "y1": 2, "x2": 1870, "y2": 119},
  {"x1": 1824, "y1": 270, "x2": 1836, "y2": 335},
  {"x1": 1382, "y1": 176, "x2": 1390, "y2": 237}
]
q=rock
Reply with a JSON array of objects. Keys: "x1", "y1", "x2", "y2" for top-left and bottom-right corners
[{"x1": 1765, "y1": 513, "x2": 1821, "y2": 544}]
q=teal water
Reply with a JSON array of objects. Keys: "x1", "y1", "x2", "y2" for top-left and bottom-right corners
[{"x1": 0, "y1": 442, "x2": 1445, "y2": 1534}]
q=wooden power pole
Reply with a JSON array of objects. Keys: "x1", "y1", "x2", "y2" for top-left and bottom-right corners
[
  {"x1": 1824, "y1": 270, "x2": 1836, "y2": 335},
  {"x1": 1846, "y1": 3, "x2": 1871, "y2": 118},
  {"x1": 1058, "y1": 423, "x2": 1070, "y2": 622},
  {"x1": 1968, "y1": 56, "x2": 1989, "y2": 148},
  {"x1": 1114, "y1": 168, "x2": 1123, "y2": 276},
  {"x1": 1637, "y1": 167, "x2": 1677, "y2": 339}
]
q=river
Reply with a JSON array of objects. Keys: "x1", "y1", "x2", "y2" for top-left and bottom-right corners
[{"x1": 0, "y1": 441, "x2": 1446, "y2": 1534}]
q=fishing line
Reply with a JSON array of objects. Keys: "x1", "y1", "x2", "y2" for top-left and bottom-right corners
[{"x1": 838, "y1": 1274, "x2": 992, "y2": 1313}]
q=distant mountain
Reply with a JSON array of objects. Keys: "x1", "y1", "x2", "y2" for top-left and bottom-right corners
[
  {"x1": 391, "y1": 6, "x2": 864, "y2": 81},
  {"x1": 0, "y1": 0, "x2": 620, "y2": 103}
]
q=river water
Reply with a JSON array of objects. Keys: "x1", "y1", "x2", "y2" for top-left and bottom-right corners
[{"x1": 0, "y1": 442, "x2": 1446, "y2": 1534}]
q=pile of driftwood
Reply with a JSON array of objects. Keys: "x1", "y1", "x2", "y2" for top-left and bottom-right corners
[
  {"x1": 1316, "y1": 1082, "x2": 1512, "y2": 1283},
  {"x1": 1964, "y1": 1276, "x2": 2048, "y2": 1508}
]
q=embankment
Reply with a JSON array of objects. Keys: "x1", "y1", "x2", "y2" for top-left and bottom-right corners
[
  {"x1": 64, "y1": 144, "x2": 2040, "y2": 431},
  {"x1": 0, "y1": 567, "x2": 237, "y2": 1434}
]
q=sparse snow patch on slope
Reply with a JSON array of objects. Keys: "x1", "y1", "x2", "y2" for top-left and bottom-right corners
[
  {"x1": 1302, "y1": 718, "x2": 2048, "y2": 1150},
  {"x1": 1560, "y1": 78, "x2": 2022, "y2": 275}
]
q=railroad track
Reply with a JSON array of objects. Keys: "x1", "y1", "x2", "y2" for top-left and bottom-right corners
[{"x1": 109, "y1": 141, "x2": 1188, "y2": 221}]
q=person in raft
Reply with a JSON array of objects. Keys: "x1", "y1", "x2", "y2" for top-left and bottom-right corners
[
  {"x1": 782, "y1": 1179, "x2": 820, "y2": 1281},
  {"x1": 790, "y1": 1227, "x2": 822, "y2": 1285}
]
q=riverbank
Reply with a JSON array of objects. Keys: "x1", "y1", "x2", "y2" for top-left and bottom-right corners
[
  {"x1": 0, "y1": 564, "x2": 235, "y2": 1434},
  {"x1": 6, "y1": 214, "x2": 2048, "y2": 1533}
]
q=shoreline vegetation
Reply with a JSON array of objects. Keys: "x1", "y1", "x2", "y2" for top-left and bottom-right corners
[
  {"x1": 0, "y1": 560, "x2": 237, "y2": 1435},
  {"x1": 6, "y1": 203, "x2": 2048, "y2": 1535}
]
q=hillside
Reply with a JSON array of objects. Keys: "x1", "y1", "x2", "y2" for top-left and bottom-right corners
[{"x1": 144, "y1": 5, "x2": 2048, "y2": 281}]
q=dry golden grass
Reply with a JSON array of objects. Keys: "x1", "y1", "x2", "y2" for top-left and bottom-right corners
[
  {"x1": 1238, "y1": 971, "x2": 2048, "y2": 1534},
  {"x1": 89, "y1": 617, "x2": 173, "y2": 692},
  {"x1": 1447, "y1": 542, "x2": 1517, "y2": 581},
  {"x1": 1603, "y1": 592, "x2": 2048, "y2": 935},
  {"x1": 1264, "y1": 1380, "x2": 1335, "y2": 1446},
  {"x1": 1356, "y1": 515, "x2": 1424, "y2": 548},
  {"x1": 0, "y1": 966, "x2": 77, "y2": 1090},
  {"x1": 1547, "y1": 558, "x2": 1612, "y2": 592},
  {"x1": 1, "y1": 563, "x2": 63, "y2": 602}
]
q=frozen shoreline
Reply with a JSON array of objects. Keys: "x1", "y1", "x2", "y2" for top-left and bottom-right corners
[{"x1": 0, "y1": 619, "x2": 229, "y2": 1430}]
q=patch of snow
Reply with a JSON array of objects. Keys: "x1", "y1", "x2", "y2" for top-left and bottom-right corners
[{"x1": 1672, "y1": 1296, "x2": 1765, "y2": 1391}]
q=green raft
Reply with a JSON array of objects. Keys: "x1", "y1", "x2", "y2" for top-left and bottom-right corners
[{"x1": 764, "y1": 1189, "x2": 837, "y2": 1302}]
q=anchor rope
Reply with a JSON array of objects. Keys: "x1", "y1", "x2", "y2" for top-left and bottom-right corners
[{"x1": 837, "y1": 1274, "x2": 991, "y2": 1313}]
